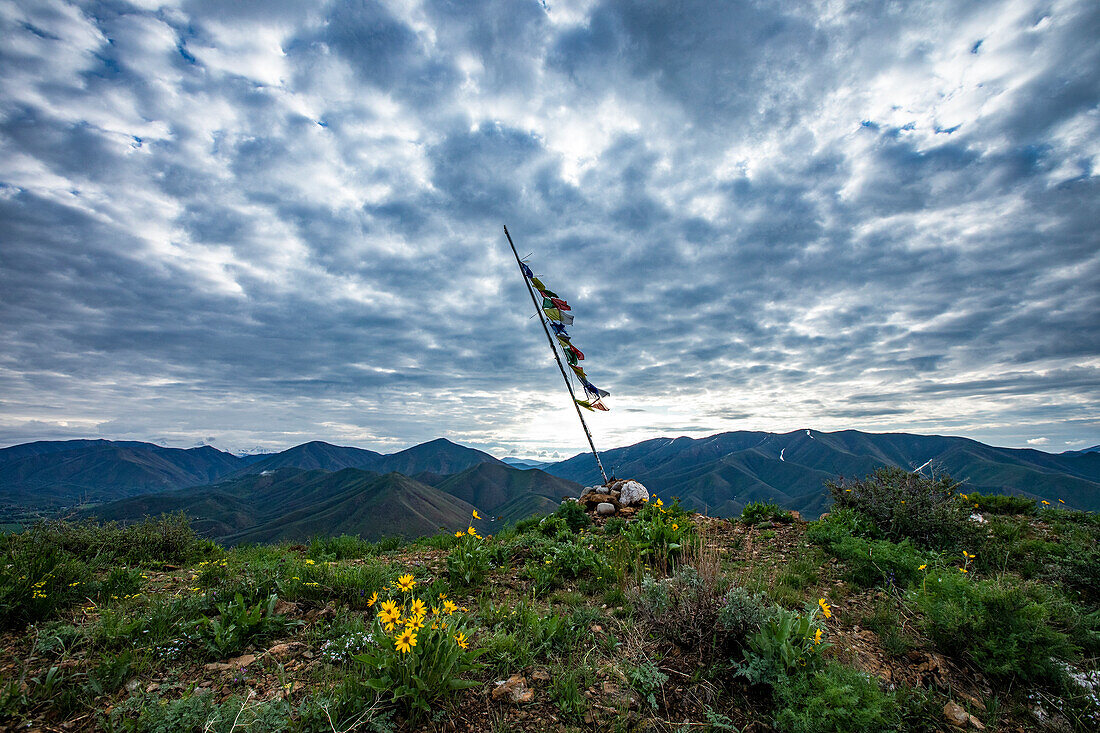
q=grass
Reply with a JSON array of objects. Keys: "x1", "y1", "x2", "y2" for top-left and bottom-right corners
[{"x1": 0, "y1": 475, "x2": 1097, "y2": 732}]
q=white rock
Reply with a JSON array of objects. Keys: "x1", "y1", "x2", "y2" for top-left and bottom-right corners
[
  {"x1": 596, "y1": 502, "x2": 617, "y2": 516},
  {"x1": 969, "y1": 512, "x2": 987, "y2": 524},
  {"x1": 618, "y1": 480, "x2": 650, "y2": 506},
  {"x1": 579, "y1": 486, "x2": 599, "y2": 498}
]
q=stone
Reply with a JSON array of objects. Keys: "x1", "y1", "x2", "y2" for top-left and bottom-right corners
[
  {"x1": 944, "y1": 701, "x2": 969, "y2": 728},
  {"x1": 491, "y1": 674, "x2": 534, "y2": 704},
  {"x1": 204, "y1": 662, "x2": 234, "y2": 672},
  {"x1": 617, "y1": 480, "x2": 649, "y2": 506},
  {"x1": 789, "y1": 510, "x2": 804, "y2": 522},
  {"x1": 579, "y1": 486, "x2": 600, "y2": 498},
  {"x1": 229, "y1": 654, "x2": 256, "y2": 668},
  {"x1": 266, "y1": 642, "x2": 305, "y2": 659},
  {"x1": 596, "y1": 502, "x2": 616, "y2": 516},
  {"x1": 530, "y1": 669, "x2": 550, "y2": 684},
  {"x1": 273, "y1": 600, "x2": 297, "y2": 616}
]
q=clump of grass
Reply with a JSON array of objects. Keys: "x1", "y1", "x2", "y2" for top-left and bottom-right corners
[{"x1": 741, "y1": 500, "x2": 793, "y2": 525}]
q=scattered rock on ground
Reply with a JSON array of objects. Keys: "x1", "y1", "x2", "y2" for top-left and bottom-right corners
[
  {"x1": 491, "y1": 674, "x2": 534, "y2": 703},
  {"x1": 596, "y1": 502, "x2": 616, "y2": 515}
]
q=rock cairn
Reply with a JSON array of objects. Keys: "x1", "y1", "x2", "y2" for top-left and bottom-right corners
[{"x1": 571, "y1": 478, "x2": 650, "y2": 518}]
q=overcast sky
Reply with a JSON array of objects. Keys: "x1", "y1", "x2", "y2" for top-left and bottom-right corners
[{"x1": 1, "y1": 0, "x2": 1098, "y2": 459}]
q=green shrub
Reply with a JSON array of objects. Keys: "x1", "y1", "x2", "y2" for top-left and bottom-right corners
[
  {"x1": 524, "y1": 540, "x2": 610, "y2": 596},
  {"x1": 603, "y1": 517, "x2": 626, "y2": 535},
  {"x1": 741, "y1": 501, "x2": 793, "y2": 525},
  {"x1": 307, "y1": 534, "x2": 377, "y2": 560},
  {"x1": 0, "y1": 544, "x2": 93, "y2": 629},
  {"x1": 717, "y1": 586, "x2": 773, "y2": 642},
  {"x1": 8, "y1": 513, "x2": 216, "y2": 566},
  {"x1": 553, "y1": 501, "x2": 592, "y2": 532},
  {"x1": 772, "y1": 662, "x2": 894, "y2": 733},
  {"x1": 913, "y1": 571, "x2": 1076, "y2": 683},
  {"x1": 828, "y1": 467, "x2": 974, "y2": 550},
  {"x1": 808, "y1": 512, "x2": 932, "y2": 589},
  {"x1": 513, "y1": 516, "x2": 541, "y2": 534},
  {"x1": 964, "y1": 492, "x2": 1036, "y2": 516}
]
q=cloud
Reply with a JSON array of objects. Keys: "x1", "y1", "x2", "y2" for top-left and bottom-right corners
[{"x1": 0, "y1": 0, "x2": 1098, "y2": 457}]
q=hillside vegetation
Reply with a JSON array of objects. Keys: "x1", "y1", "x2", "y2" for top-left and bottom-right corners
[{"x1": 1, "y1": 470, "x2": 1098, "y2": 731}]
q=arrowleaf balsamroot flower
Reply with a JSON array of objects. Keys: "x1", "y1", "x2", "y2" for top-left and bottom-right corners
[
  {"x1": 397, "y1": 574, "x2": 416, "y2": 592},
  {"x1": 467, "y1": 526, "x2": 477, "y2": 535},
  {"x1": 818, "y1": 598, "x2": 832, "y2": 619},
  {"x1": 454, "y1": 631, "x2": 469, "y2": 649},
  {"x1": 472, "y1": 509, "x2": 480, "y2": 520},
  {"x1": 410, "y1": 598, "x2": 427, "y2": 618},
  {"x1": 395, "y1": 628, "x2": 417, "y2": 653},
  {"x1": 367, "y1": 592, "x2": 379, "y2": 607}
]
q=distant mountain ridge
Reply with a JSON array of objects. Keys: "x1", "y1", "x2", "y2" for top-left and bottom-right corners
[
  {"x1": 544, "y1": 429, "x2": 1100, "y2": 516},
  {"x1": 4, "y1": 430, "x2": 1098, "y2": 530},
  {"x1": 0, "y1": 438, "x2": 502, "y2": 507}
]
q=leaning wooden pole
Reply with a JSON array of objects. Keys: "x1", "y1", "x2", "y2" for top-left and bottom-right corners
[{"x1": 503, "y1": 225, "x2": 609, "y2": 485}]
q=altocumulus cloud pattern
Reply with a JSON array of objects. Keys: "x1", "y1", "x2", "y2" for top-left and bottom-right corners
[{"x1": 0, "y1": 0, "x2": 1097, "y2": 457}]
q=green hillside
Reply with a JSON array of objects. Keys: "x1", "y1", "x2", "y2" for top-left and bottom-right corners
[{"x1": 548, "y1": 429, "x2": 1100, "y2": 515}]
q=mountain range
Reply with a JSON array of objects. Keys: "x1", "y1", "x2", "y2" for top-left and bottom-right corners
[
  {"x1": 543, "y1": 430, "x2": 1100, "y2": 516},
  {"x1": 2, "y1": 430, "x2": 1097, "y2": 543}
]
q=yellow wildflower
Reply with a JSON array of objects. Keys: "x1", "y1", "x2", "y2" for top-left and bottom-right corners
[
  {"x1": 378, "y1": 606, "x2": 401, "y2": 628},
  {"x1": 455, "y1": 530, "x2": 464, "y2": 537},
  {"x1": 405, "y1": 615, "x2": 425, "y2": 631},
  {"x1": 656, "y1": 498, "x2": 663, "y2": 507},
  {"x1": 397, "y1": 574, "x2": 416, "y2": 592},
  {"x1": 367, "y1": 592, "x2": 378, "y2": 607},
  {"x1": 918, "y1": 564, "x2": 927, "y2": 570},
  {"x1": 381, "y1": 599, "x2": 398, "y2": 614},
  {"x1": 1041, "y1": 500, "x2": 1050, "y2": 505},
  {"x1": 814, "y1": 629, "x2": 823, "y2": 644},
  {"x1": 432, "y1": 606, "x2": 441, "y2": 616},
  {"x1": 439, "y1": 592, "x2": 447, "y2": 600},
  {"x1": 467, "y1": 526, "x2": 477, "y2": 536},
  {"x1": 672, "y1": 523, "x2": 679, "y2": 530},
  {"x1": 443, "y1": 600, "x2": 458, "y2": 615},
  {"x1": 472, "y1": 509, "x2": 480, "y2": 520},
  {"x1": 454, "y1": 631, "x2": 469, "y2": 649},
  {"x1": 304, "y1": 559, "x2": 316, "y2": 565},
  {"x1": 959, "y1": 568, "x2": 968, "y2": 573},
  {"x1": 818, "y1": 598, "x2": 832, "y2": 619},
  {"x1": 410, "y1": 598, "x2": 427, "y2": 618},
  {"x1": 395, "y1": 628, "x2": 416, "y2": 653}
]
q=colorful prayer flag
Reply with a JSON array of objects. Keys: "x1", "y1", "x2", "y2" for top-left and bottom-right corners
[
  {"x1": 543, "y1": 307, "x2": 561, "y2": 321},
  {"x1": 550, "y1": 297, "x2": 570, "y2": 311},
  {"x1": 520, "y1": 262, "x2": 533, "y2": 278},
  {"x1": 575, "y1": 399, "x2": 595, "y2": 411}
]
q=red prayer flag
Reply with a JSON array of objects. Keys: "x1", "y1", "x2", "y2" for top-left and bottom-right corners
[
  {"x1": 568, "y1": 344, "x2": 584, "y2": 361},
  {"x1": 550, "y1": 297, "x2": 571, "y2": 311}
]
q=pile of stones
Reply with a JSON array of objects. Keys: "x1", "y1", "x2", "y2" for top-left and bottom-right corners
[{"x1": 573, "y1": 478, "x2": 650, "y2": 517}]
